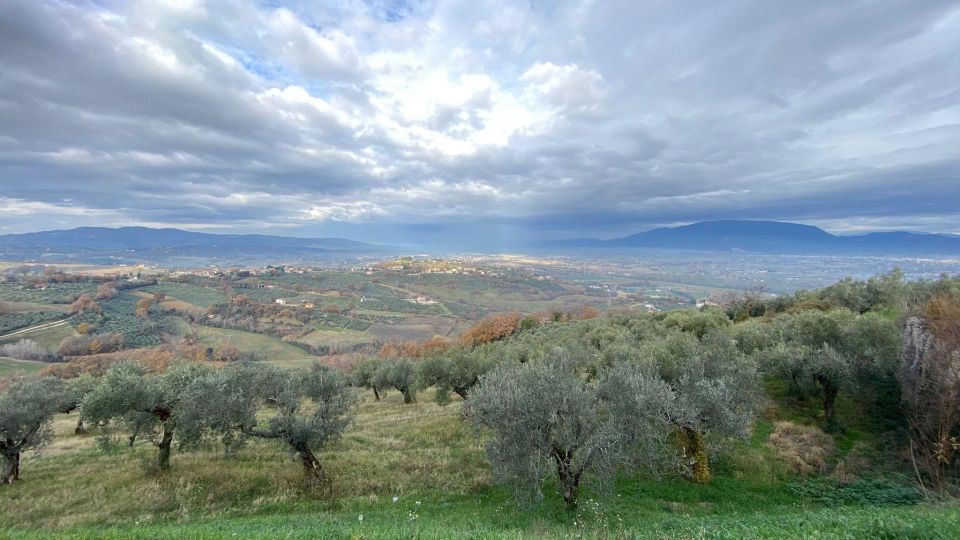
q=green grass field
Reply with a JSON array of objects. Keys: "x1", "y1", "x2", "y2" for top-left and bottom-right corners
[
  {"x1": 1, "y1": 389, "x2": 953, "y2": 539},
  {"x1": 193, "y1": 325, "x2": 318, "y2": 368},
  {"x1": 0, "y1": 321, "x2": 76, "y2": 349},
  {"x1": 0, "y1": 357, "x2": 47, "y2": 377}
]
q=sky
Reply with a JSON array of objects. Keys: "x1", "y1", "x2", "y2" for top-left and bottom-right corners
[{"x1": 1, "y1": 0, "x2": 959, "y2": 246}]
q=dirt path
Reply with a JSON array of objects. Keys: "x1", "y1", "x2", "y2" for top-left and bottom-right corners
[
  {"x1": 375, "y1": 281, "x2": 454, "y2": 316},
  {"x1": 0, "y1": 316, "x2": 74, "y2": 341}
]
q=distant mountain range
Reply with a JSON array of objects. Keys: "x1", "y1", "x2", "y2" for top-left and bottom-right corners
[
  {"x1": 0, "y1": 227, "x2": 386, "y2": 266},
  {"x1": 1, "y1": 221, "x2": 958, "y2": 266},
  {"x1": 550, "y1": 220, "x2": 960, "y2": 255}
]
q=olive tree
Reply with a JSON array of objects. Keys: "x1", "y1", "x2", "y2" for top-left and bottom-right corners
[
  {"x1": 467, "y1": 349, "x2": 628, "y2": 510},
  {"x1": 178, "y1": 362, "x2": 355, "y2": 482},
  {"x1": 372, "y1": 359, "x2": 418, "y2": 403},
  {"x1": 81, "y1": 361, "x2": 212, "y2": 470},
  {"x1": 417, "y1": 346, "x2": 493, "y2": 405},
  {"x1": 637, "y1": 330, "x2": 760, "y2": 483},
  {"x1": 352, "y1": 358, "x2": 384, "y2": 400},
  {"x1": 662, "y1": 307, "x2": 731, "y2": 338},
  {"x1": 0, "y1": 377, "x2": 65, "y2": 484},
  {"x1": 770, "y1": 309, "x2": 899, "y2": 430}
]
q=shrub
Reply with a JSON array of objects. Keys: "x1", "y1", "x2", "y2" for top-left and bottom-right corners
[
  {"x1": 662, "y1": 307, "x2": 730, "y2": 338},
  {"x1": 787, "y1": 476, "x2": 921, "y2": 506}
]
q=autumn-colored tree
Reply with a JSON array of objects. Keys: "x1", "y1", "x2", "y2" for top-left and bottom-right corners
[
  {"x1": 214, "y1": 343, "x2": 241, "y2": 363},
  {"x1": 135, "y1": 298, "x2": 154, "y2": 319},
  {"x1": 459, "y1": 313, "x2": 522, "y2": 348},
  {"x1": 95, "y1": 282, "x2": 118, "y2": 301},
  {"x1": 76, "y1": 322, "x2": 92, "y2": 335},
  {"x1": 421, "y1": 336, "x2": 452, "y2": 355},
  {"x1": 152, "y1": 292, "x2": 167, "y2": 302},
  {"x1": 69, "y1": 294, "x2": 100, "y2": 315}
]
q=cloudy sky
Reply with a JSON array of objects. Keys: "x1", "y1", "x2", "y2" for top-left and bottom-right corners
[{"x1": 1, "y1": 0, "x2": 958, "y2": 245}]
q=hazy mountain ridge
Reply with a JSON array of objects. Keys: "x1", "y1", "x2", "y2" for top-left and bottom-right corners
[
  {"x1": 0, "y1": 227, "x2": 386, "y2": 265},
  {"x1": 551, "y1": 220, "x2": 960, "y2": 255}
]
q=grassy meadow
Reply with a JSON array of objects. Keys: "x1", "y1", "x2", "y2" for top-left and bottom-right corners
[
  {"x1": 0, "y1": 357, "x2": 46, "y2": 378},
  {"x1": 1, "y1": 387, "x2": 955, "y2": 539}
]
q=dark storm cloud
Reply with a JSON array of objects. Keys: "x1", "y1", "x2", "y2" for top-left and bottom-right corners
[{"x1": 0, "y1": 0, "x2": 958, "y2": 240}]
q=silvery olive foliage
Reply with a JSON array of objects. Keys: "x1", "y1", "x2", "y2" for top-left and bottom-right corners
[
  {"x1": 82, "y1": 361, "x2": 213, "y2": 470},
  {"x1": 353, "y1": 357, "x2": 385, "y2": 401},
  {"x1": 0, "y1": 377, "x2": 65, "y2": 484},
  {"x1": 417, "y1": 346, "x2": 494, "y2": 405},
  {"x1": 467, "y1": 349, "x2": 629, "y2": 509},
  {"x1": 371, "y1": 359, "x2": 418, "y2": 404},
  {"x1": 466, "y1": 320, "x2": 762, "y2": 507},
  {"x1": 759, "y1": 308, "x2": 900, "y2": 429},
  {"x1": 177, "y1": 361, "x2": 355, "y2": 481}
]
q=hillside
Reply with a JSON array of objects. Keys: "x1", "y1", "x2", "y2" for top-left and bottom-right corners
[
  {"x1": 554, "y1": 220, "x2": 960, "y2": 255},
  {"x1": 0, "y1": 227, "x2": 386, "y2": 265}
]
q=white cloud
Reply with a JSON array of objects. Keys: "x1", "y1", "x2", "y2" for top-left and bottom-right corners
[{"x1": 0, "y1": 0, "x2": 958, "y2": 238}]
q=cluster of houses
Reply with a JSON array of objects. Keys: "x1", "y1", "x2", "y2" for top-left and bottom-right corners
[{"x1": 274, "y1": 298, "x2": 316, "y2": 309}]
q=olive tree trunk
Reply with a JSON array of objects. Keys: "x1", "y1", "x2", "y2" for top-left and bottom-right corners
[
  {"x1": 551, "y1": 447, "x2": 582, "y2": 510},
  {"x1": 295, "y1": 444, "x2": 324, "y2": 483},
  {"x1": 157, "y1": 425, "x2": 174, "y2": 471},
  {"x1": 681, "y1": 427, "x2": 711, "y2": 484},
  {"x1": 817, "y1": 376, "x2": 839, "y2": 430},
  {"x1": 1, "y1": 452, "x2": 21, "y2": 485}
]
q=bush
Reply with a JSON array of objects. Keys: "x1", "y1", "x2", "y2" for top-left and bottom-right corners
[{"x1": 787, "y1": 475, "x2": 921, "y2": 506}]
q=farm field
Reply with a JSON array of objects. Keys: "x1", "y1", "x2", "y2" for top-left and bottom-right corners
[
  {"x1": 0, "y1": 321, "x2": 76, "y2": 349},
  {"x1": 1, "y1": 258, "x2": 720, "y2": 368},
  {"x1": 193, "y1": 325, "x2": 318, "y2": 368},
  {"x1": 294, "y1": 328, "x2": 372, "y2": 350}
]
